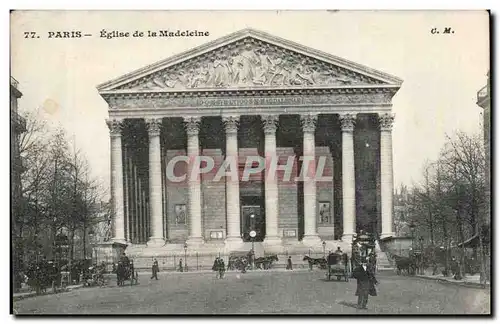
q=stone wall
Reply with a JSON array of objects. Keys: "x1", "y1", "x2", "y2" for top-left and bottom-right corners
[
  {"x1": 202, "y1": 149, "x2": 227, "y2": 241},
  {"x1": 166, "y1": 149, "x2": 189, "y2": 243}
]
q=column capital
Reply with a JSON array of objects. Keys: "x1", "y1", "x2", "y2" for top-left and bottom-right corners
[
  {"x1": 222, "y1": 115, "x2": 240, "y2": 134},
  {"x1": 379, "y1": 113, "x2": 395, "y2": 131},
  {"x1": 339, "y1": 113, "x2": 357, "y2": 132},
  {"x1": 106, "y1": 119, "x2": 124, "y2": 137},
  {"x1": 300, "y1": 114, "x2": 317, "y2": 133},
  {"x1": 145, "y1": 118, "x2": 162, "y2": 136},
  {"x1": 261, "y1": 115, "x2": 279, "y2": 135},
  {"x1": 183, "y1": 116, "x2": 201, "y2": 136}
]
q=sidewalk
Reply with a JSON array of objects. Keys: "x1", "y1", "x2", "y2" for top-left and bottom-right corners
[
  {"x1": 416, "y1": 274, "x2": 490, "y2": 289},
  {"x1": 136, "y1": 268, "x2": 312, "y2": 274},
  {"x1": 13, "y1": 284, "x2": 84, "y2": 301}
]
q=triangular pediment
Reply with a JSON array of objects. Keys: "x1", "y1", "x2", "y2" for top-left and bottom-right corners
[{"x1": 98, "y1": 28, "x2": 402, "y2": 92}]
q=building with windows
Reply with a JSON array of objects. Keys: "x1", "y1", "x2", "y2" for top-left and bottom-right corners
[{"x1": 11, "y1": 76, "x2": 26, "y2": 289}]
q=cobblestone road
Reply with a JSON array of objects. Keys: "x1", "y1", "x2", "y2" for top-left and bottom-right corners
[{"x1": 13, "y1": 270, "x2": 490, "y2": 315}]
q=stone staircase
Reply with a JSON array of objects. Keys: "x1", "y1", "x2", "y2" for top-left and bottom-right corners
[{"x1": 375, "y1": 240, "x2": 394, "y2": 271}]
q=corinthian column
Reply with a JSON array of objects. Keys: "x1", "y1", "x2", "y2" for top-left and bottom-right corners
[
  {"x1": 340, "y1": 113, "x2": 356, "y2": 242},
  {"x1": 300, "y1": 114, "x2": 321, "y2": 246},
  {"x1": 379, "y1": 113, "x2": 395, "y2": 238},
  {"x1": 106, "y1": 119, "x2": 125, "y2": 243},
  {"x1": 184, "y1": 117, "x2": 204, "y2": 245},
  {"x1": 262, "y1": 115, "x2": 281, "y2": 246},
  {"x1": 146, "y1": 118, "x2": 164, "y2": 246},
  {"x1": 223, "y1": 116, "x2": 243, "y2": 246}
]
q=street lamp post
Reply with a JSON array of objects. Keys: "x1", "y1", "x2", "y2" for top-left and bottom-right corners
[
  {"x1": 183, "y1": 243, "x2": 188, "y2": 272},
  {"x1": 249, "y1": 214, "x2": 256, "y2": 270},
  {"x1": 88, "y1": 231, "x2": 95, "y2": 264},
  {"x1": 409, "y1": 221, "x2": 416, "y2": 253},
  {"x1": 322, "y1": 241, "x2": 326, "y2": 259},
  {"x1": 418, "y1": 236, "x2": 424, "y2": 275}
]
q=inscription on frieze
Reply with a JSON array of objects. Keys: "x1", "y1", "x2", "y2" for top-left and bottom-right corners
[{"x1": 107, "y1": 92, "x2": 392, "y2": 109}]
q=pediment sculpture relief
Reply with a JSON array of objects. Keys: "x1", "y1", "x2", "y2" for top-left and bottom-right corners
[{"x1": 121, "y1": 41, "x2": 379, "y2": 91}]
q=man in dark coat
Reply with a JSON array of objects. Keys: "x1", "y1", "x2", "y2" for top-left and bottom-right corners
[
  {"x1": 218, "y1": 258, "x2": 225, "y2": 279},
  {"x1": 286, "y1": 256, "x2": 293, "y2": 270},
  {"x1": 151, "y1": 258, "x2": 159, "y2": 280},
  {"x1": 353, "y1": 259, "x2": 378, "y2": 309},
  {"x1": 213, "y1": 257, "x2": 221, "y2": 279}
]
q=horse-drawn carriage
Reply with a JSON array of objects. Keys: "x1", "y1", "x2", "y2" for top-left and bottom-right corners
[
  {"x1": 254, "y1": 255, "x2": 279, "y2": 270},
  {"x1": 82, "y1": 263, "x2": 107, "y2": 287},
  {"x1": 326, "y1": 252, "x2": 351, "y2": 281},
  {"x1": 227, "y1": 251, "x2": 251, "y2": 271},
  {"x1": 227, "y1": 251, "x2": 279, "y2": 271}
]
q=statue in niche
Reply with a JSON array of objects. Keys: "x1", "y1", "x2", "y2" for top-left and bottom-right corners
[{"x1": 175, "y1": 204, "x2": 187, "y2": 224}]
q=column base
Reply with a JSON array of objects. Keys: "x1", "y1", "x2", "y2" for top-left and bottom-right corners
[
  {"x1": 301, "y1": 235, "x2": 322, "y2": 248},
  {"x1": 186, "y1": 237, "x2": 205, "y2": 248},
  {"x1": 224, "y1": 236, "x2": 243, "y2": 251},
  {"x1": 263, "y1": 236, "x2": 283, "y2": 253},
  {"x1": 112, "y1": 238, "x2": 127, "y2": 245},
  {"x1": 380, "y1": 232, "x2": 395, "y2": 240},
  {"x1": 147, "y1": 237, "x2": 166, "y2": 247},
  {"x1": 263, "y1": 236, "x2": 282, "y2": 245},
  {"x1": 341, "y1": 233, "x2": 355, "y2": 243}
]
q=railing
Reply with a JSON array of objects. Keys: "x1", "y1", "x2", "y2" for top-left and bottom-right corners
[
  {"x1": 128, "y1": 252, "x2": 327, "y2": 272},
  {"x1": 477, "y1": 85, "x2": 488, "y2": 103}
]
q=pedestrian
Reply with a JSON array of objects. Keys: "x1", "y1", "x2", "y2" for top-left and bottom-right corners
[
  {"x1": 218, "y1": 258, "x2": 225, "y2": 279},
  {"x1": 151, "y1": 258, "x2": 159, "y2": 280},
  {"x1": 353, "y1": 258, "x2": 378, "y2": 309},
  {"x1": 241, "y1": 258, "x2": 248, "y2": 273},
  {"x1": 179, "y1": 259, "x2": 184, "y2": 272},
  {"x1": 286, "y1": 256, "x2": 293, "y2": 270},
  {"x1": 212, "y1": 257, "x2": 220, "y2": 279}
]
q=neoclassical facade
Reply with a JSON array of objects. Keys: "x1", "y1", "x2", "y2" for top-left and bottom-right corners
[{"x1": 97, "y1": 29, "x2": 402, "y2": 254}]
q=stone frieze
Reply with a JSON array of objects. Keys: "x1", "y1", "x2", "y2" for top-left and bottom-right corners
[{"x1": 116, "y1": 38, "x2": 384, "y2": 91}]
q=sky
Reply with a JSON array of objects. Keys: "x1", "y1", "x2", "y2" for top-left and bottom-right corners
[{"x1": 10, "y1": 10, "x2": 489, "y2": 194}]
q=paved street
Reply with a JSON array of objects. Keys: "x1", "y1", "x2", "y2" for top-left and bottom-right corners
[{"x1": 13, "y1": 270, "x2": 490, "y2": 315}]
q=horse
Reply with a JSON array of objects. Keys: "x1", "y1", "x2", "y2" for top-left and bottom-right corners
[
  {"x1": 303, "y1": 256, "x2": 327, "y2": 270},
  {"x1": 255, "y1": 255, "x2": 279, "y2": 270}
]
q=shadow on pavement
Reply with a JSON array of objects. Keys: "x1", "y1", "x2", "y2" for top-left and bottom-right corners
[
  {"x1": 319, "y1": 278, "x2": 350, "y2": 283},
  {"x1": 338, "y1": 301, "x2": 359, "y2": 309}
]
